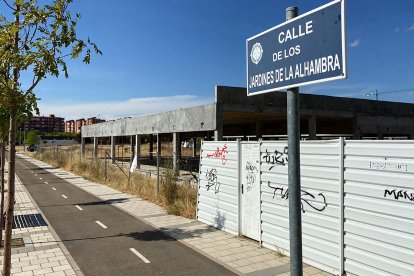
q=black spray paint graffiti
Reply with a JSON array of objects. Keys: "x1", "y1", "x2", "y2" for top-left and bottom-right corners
[
  {"x1": 384, "y1": 189, "x2": 414, "y2": 202},
  {"x1": 263, "y1": 147, "x2": 288, "y2": 170},
  {"x1": 267, "y1": 182, "x2": 327, "y2": 213},
  {"x1": 205, "y1": 168, "x2": 221, "y2": 194},
  {"x1": 245, "y1": 162, "x2": 258, "y2": 192}
]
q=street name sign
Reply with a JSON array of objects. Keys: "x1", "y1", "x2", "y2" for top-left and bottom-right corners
[{"x1": 246, "y1": 0, "x2": 346, "y2": 96}]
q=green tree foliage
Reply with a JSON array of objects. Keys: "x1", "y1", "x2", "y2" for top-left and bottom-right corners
[
  {"x1": 24, "y1": 129, "x2": 39, "y2": 145},
  {"x1": 0, "y1": 1, "x2": 101, "y2": 275},
  {"x1": 41, "y1": 131, "x2": 76, "y2": 139}
]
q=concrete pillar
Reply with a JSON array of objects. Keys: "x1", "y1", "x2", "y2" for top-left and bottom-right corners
[
  {"x1": 130, "y1": 135, "x2": 134, "y2": 163},
  {"x1": 157, "y1": 135, "x2": 161, "y2": 164},
  {"x1": 214, "y1": 128, "x2": 223, "y2": 141},
  {"x1": 308, "y1": 116, "x2": 317, "y2": 140},
  {"x1": 111, "y1": 136, "x2": 116, "y2": 163},
  {"x1": 255, "y1": 121, "x2": 263, "y2": 139},
  {"x1": 192, "y1": 137, "x2": 197, "y2": 157},
  {"x1": 157, "y1": 135, "x2": 162, "y2": 155},
  {"x1": 352, "y1": 117, "x2": 361, "y2": 140},
  {"x1": 135, "y1": 134, "x2": 141, "y2": 169},
  {"x1": 214, "y1": 112, "x2": 223, "y2": 141},
  {"x1": 173, "y1": 132, "x2": 181, "y2": 170},
  {"x1": 149, "y1": 135, "x2": 154, "y2": 160},
  {"x1": 80, "y1": 137, "x2": 85, "y2": 158},
  {"x1": 93, "y1": 137, "x2": 98, "y2": 158}
]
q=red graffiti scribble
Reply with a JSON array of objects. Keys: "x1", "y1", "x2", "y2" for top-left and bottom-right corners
[{"x1": 206, "y1": 144, "x2": 228, "y2": 165}]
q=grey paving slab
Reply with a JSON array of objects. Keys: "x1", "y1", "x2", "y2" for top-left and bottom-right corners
[{"x1": 1, "y1": 161, "x2": 81, "y2": 276}]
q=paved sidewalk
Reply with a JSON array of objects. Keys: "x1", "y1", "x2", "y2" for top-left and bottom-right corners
[
  {"x1": 18, "y1": 153, "x2": 331, "y2": 276},
  {"x1": 0, "y1": 162, "x2": 82, "y2": 276}
]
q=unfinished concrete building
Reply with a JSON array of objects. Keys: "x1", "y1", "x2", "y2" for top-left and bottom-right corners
[{"x1": 81, "y1": 85, "x2": 414, "y2": 169}]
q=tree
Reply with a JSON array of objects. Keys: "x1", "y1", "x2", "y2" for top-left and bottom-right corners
[
  {"x1": 24, "y1": 129, "x2": 39, "y2": 146},
  {"x1": 0, "y1": 1, "x2": 101, "y2": 274},
  {"x1": 0, "y1": 108, "x2": 8, "y2": 249}
]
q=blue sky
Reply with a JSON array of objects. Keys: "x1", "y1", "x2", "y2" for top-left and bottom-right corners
[{"x1": 20, "y1": 0, "x2": 414, "y2": 119}]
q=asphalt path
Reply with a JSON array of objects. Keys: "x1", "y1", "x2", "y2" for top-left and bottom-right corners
[{"x1": 15, "y1": 155, "x2": 234, "y2": 276}]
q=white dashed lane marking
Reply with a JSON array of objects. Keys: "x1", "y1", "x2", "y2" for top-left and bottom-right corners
[
  {"x1": 52, "y1": 187, "x2": 56, "y2": 191},
  {"x1": 75, "y1": 205, "x2": 83, "y2": 211},
  {"x1": 62, "y1": 195, "x2": 67, "y2": 199},
  {"x1": 130, "y1": 248, "x2": 151, "y2": 263},
  {"x1": 95, "y1": 221, "x2": 107, "y2": 229}
]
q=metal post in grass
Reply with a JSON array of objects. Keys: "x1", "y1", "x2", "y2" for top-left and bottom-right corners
[
  {"x1": 104, "y1": 150, "x2": 108, "y2": 181},
  {"x1": 156, "y1": 134, "x2": 160, "y2": 200}
]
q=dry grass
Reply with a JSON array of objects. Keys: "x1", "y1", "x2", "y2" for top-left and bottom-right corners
[{"x1": 34, "y1": 146, "x2": 197, "y2": 219}]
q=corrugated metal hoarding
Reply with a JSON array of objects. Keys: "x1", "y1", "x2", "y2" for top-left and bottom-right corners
[
  {"x1": 197, "y1": 141, "x2": 239, "y2": 235},
  {"x1": 197, "y1": 139, "x2": 414, "y2": 275},
  {"x1": 261, "y1": 140, "x2": 341, "y2": 274},
  {"x1": 344, "y1": 141, "x2": 414, "y2": 275}
]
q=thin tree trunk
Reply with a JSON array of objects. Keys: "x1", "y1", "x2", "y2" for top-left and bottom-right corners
[
  {"x1": 3, "y1": 4, "x2": 19, "y2": 275},
  {"x1": 0, "y1": 125, "x2": 6, "y2": 246},
  {"x1": 3, "y1": 106, "x2": 17, "y2": 276}
]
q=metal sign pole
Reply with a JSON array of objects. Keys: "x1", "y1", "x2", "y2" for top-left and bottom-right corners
[{"x1": 286, "y1": 6, "x2": 303, "y2": 276}]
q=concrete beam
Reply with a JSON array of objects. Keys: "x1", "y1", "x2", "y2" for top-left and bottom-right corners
[
  {"x1": 173, "y1": 132, "x2": 181, "y2": 171},
  {"x1": 82, "y1": 104, "x2": 216, "y2": 138},
  {"x1": 111, "y1": 136, "x2": 116, "y2": 163}
]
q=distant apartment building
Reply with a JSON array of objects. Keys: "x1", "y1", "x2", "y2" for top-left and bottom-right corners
[
  {"x1": 21, "y1": 114, "x2": 65, "y2": 133},
  {"x1": 65, "y1": 117, "x2": 105, "y2": 133},
  {"x1": 65, "y1": 120, "x2": 76, "y2": 133}
]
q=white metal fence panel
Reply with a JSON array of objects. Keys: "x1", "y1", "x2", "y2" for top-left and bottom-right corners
[
  {"x1": 344, "y1": 140, "x2": 414, "y2": 276},
  {"x1": 260, "y1": 140, "x2": 341, "y2": 274},
  {"x1": 240, "y1": 142, "x2": 261, "y2": 241},
  {"x1": 197, "y1": 141, "x2": 239, "y2": 235},
  {"x1": 197, "y1": 139, "x2": 414, "y2": 275}
]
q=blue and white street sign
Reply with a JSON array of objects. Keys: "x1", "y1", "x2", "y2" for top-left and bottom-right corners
[{"x1": 246, "y1": 0, "x2": 346, "y2": 96}]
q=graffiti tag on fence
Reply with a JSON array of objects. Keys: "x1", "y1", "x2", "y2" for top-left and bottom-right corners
[
  {"x1": 370, "y1": 161, "x2": 408, "y2": 172},
  {"x1": 384, "y1": 189, "x2": 414, "y2": 203},
  {"x1": 206, "y1": 168, "x2": 221, "y2": 194},
  {"x1": 262, "y1": 147, "x2": 288, "y2": 170},
  {"x1": 206, "y1": 144, "x2": 228, "y2": 165},
  {"x1": 245, "y1": 162, "x2": 258, "y2": 192},
  {"x1": 267, "y1": 182, "x2": 327, "y2": 213}
]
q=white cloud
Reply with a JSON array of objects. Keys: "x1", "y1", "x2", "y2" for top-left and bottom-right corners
[
  {"x1": 394, "y1": 27, "x2": 401, "y2": 33},
  {"x1": 350, "y1": 39, "x2": 360, "y2": 48},
  {"x1": 406, "y1": 23, "x2": 414, "y2": 32},
  {"x1": 37, "y1": 95, "x2": 213, "y2": 120}
]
